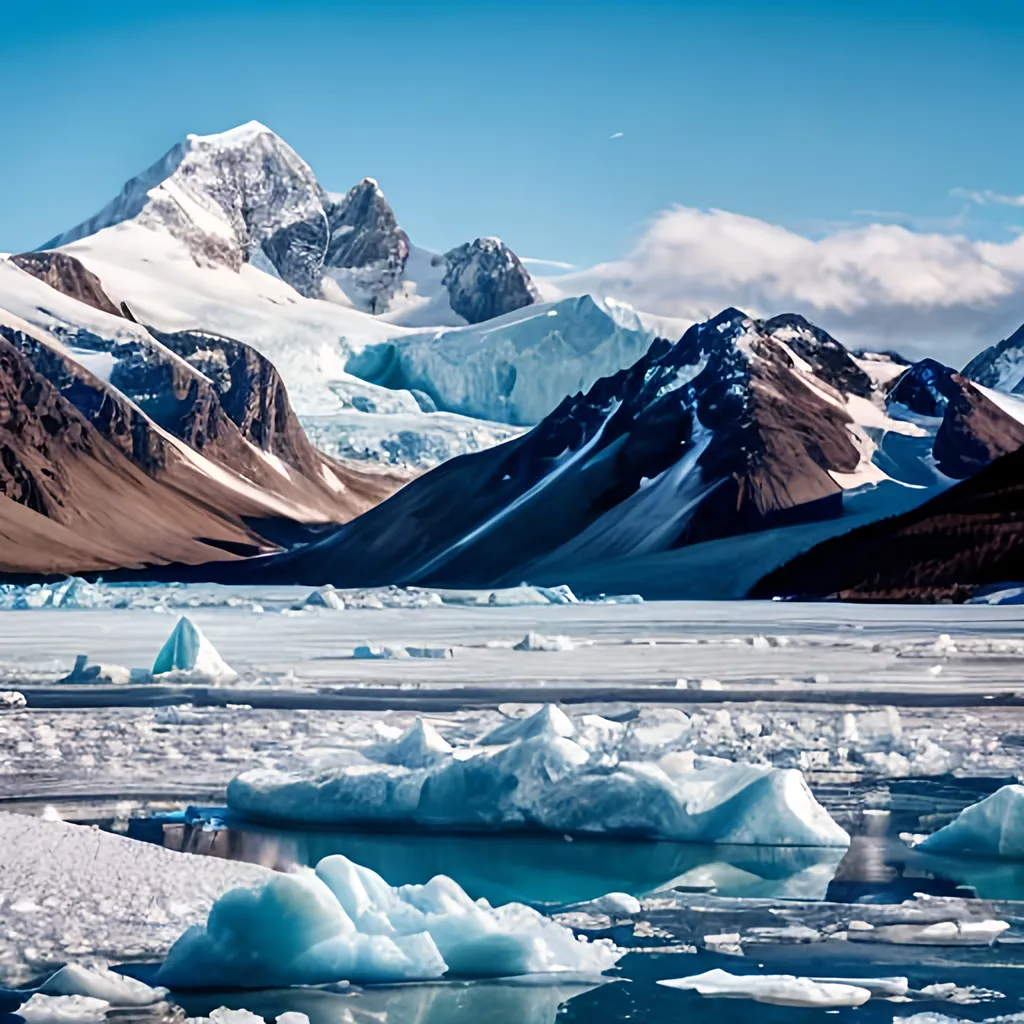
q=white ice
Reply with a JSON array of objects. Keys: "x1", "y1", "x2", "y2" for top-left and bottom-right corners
[
  {"x1": 227, "y1": 705, "x2": 850, "y2": 847},
  {"x1": 657, "y1": 969, "x2": 872, "y2": 1008},
  {"x1": 39, "y1": 964, "x2": 166, "y2": 1005},
  {"x1": 156, "y1": 853, "x2": 621, "y2": 989},
  {"x1": 15, "y1": 994, "x2": 111, "y2": 1023}
]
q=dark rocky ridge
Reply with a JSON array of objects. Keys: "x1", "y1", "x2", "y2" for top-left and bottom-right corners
[
  {"x1": 11, "y1": 252, "x2": 122, "y2": 318},
  {"x1": 887, "y1": 358, "x2": 960, "y2": 418},
  {"x1": 751, "y1": 444, "x2": 1024, "y2": 602}
]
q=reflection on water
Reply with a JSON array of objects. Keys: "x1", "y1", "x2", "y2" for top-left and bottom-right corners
[
  {"x1": 173, "y1": 977, "x2": 607, "y2": 1024},
  {"x1": 163, "y1": 820, "x2": 847, "y2": 904}
]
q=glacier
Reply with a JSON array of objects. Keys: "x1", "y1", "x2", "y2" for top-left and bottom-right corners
[
  {"x1": 226, "y1": 706, "x2": 850, "y2": 847},
  {"x1": 156, "y1": 853, "x2": 622, "y2": 989}
]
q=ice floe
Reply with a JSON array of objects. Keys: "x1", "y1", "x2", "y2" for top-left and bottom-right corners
[
  {"x1": 0, "y1": 691, "x2": 26, "y2": 709},
  {"x1": 226, "y1": 705, "x2": 850, "y2": 847},
  {"x1": 846, "y1": 918, "x2": 1009, "y2": 945},
  {"x1": 658, "y1": 968, "x2": 873, "y2": 1008},
  {"x1": 917, "y1": 785, "x2": 1024, "y2": 859},
  {"x1": 39, "y1": 964, "x2": 166, "y2": 1005},
  {"x1": 513, "y1": 632, "x2": 576, "y2": 652},
  {"x1": 0, "y1": 812, "x2": 270, "y2": 985},
  {"x1": 152, "y1": 617, "x2": 237, "y2": 683},
  {"x1": 156, "y1": 853, "x2": 622, "y2": 989},
  {"x1": 15, "y1": 993, "x2": 111, "y2": 1023}
]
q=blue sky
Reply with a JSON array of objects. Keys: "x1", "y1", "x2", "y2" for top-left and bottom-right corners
[{"x1": 2, "y1": 0, "x2": 1023, "y2": 267}]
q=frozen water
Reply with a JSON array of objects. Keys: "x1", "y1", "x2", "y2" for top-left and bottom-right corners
[
  {"x1": 513, "y1": 632, "x2": 576, "y2": 652},
  {"x1": 152, "y1": 617, "x2": 237, "y2": 683},
  {"x1": 15, "y1": 993, "x2": 111, "y2": 1023},
  {"x1": 657, "y1": 968, "x2": 872, "y2": 1008},
  {"x1": 40, "y1": 964, "x2": 166, "y2": 1005},
  {"x1": 918, "y1": 785, "x2": 1024, "y2": 859},
  {"x1": 157, "y1": 853, "x2": 622, "y2": 989},
  {"x1": 0, "y1": 691, "x2": 26, "y2": 708},
  {"x1": 0, "y1": 813, "x2": 270, "y2": 985},
  {"x1": 59, "y1": 656, "x2": 134, "y2": 686},
  {"x1": 226, "y1": 705, "x2": 850, "y2": 847}
]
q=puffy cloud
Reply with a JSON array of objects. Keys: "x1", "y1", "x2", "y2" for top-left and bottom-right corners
[{"x1": 537, "y1": 206, "x2": 1024, "y2": 366}]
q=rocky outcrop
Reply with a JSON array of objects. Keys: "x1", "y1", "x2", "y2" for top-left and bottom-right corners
[
  {"x1": 751, "y1": 444, "x2": 1024, "y2": 602},
  {"x1": 932, "y1": 377, "x2": 1024, "y2": 479},
  {"x1": 887, "y1": 358, "x2": 960, "y2": 417},
  {"x1": 763, "y1": 313, "x2": 873, "y2": 398},
  {"x1": 10, "y1": 252, "x2": 122, "y2": 318},
  {"x1": 440, "y1": 237, "x2": 538, "y2": 325}
]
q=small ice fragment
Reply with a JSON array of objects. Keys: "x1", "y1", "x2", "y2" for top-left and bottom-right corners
[
  {"x1": 586, "y1": 892, "x2": 641, "y2": 916},
  {"x1": 404, "y1": 646, "x2": 454, "y2": 659},
  {"x1": 60, "y1": 655, "x2": 134, "y2": 685},
  {"x1": 380, "y1": 718, "x2": 453, "y2": 768},
  {"x1": 0, "y1": 690, "x2": 26, "y2": 708},
  {"x1": 929, "y1": 665, "x2": 943, "y2": 676},
  {"x1": 688, "y1": 678, "x2": 722, "y2": 691},
  {"x1": 352, "y1": 644, "x2": 410, "y2": 659},
  {"x1": 302, "y1": 585, "x2": 344, "y2": 609},
  {"x1": 480, "y1": 703, "x2": 575, "y2": 744},
  {"x1": 513, "y1": 632, "x2": 576, "y2": 652},
  {"x1": 152, "y1": 617, "x2": 237, "y2": 682}
]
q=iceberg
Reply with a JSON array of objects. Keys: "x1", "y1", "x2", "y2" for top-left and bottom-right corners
[
  {"x1": 152, "y1": 617, "x2": 238, "y2": 682},
  {"x1": 226, "y1": 706, "x2": 850, "y2": 847},
  {"x1": 0, "y1": 691, "x2": 26, "y2": 709},
  {"x1": 156, "y1": 854, "x2": 622, "y2": 989},
  {"x1": 917, "y1": 785, "x2": 1024, "y2": 859}
]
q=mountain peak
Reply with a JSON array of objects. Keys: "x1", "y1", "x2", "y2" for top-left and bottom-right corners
[{"x1": 187, "y1": 120, "x2": 278, "y2": 145}]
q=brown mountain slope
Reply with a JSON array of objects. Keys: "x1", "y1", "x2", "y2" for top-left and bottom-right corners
[{"x1": 750, "y1": 443, "x2": 1024, "y2": 602}]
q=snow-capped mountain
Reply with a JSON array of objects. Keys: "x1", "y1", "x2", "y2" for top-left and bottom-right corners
[
  {"x1": 962, "y1": 322, "x2": 1024, "y2": 393},
  {"x1": 42, "y1": 121, "x2": 537, "y2": 327},
  {"x1": 231, "y1": 309, "x2": 1024, "y2": 594},
  {"x1": 0, "y1": 254, "x2": 403, "y2": 575}
]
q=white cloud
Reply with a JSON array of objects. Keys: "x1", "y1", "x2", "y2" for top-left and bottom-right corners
[
  {"x1": 952, "y1": 187, "x2": 1024, "y2": 208},
  {"x1": 534, "y1": 205, "x2": 1024, "y2": 365},
  {"x1": 609, "y1": 132, "x2": 624, "y2": 140},
  {"x1": 520, "y1": 257, "x2": 575, "y2": 271}
]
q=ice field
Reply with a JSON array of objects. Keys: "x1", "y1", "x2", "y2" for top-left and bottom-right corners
[{"x1": 4, "y1": 588, "x2": 1024, "y2": 1022}]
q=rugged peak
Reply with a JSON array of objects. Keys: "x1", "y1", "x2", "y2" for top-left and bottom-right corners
[
  {"x1": 963, "y1": 322, "x2": 1024, "y2": 391},
  {"x1": 441, "y1": 237, "x2": 539, "y2": 325},
  {"x1": 887, "y1": 358, "x2": 960, "y2": 418}
]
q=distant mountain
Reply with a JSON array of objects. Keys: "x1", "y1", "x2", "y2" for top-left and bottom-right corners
[
  {"x1": 963, "y1": 323, "x2": 1024, "y2": 392},
  {"x1": 228, "y1": 309, "x2": 1023, "y2": 592},
  {"x1": 42, "y1": 121, "x2": 536, "y2": 327}
]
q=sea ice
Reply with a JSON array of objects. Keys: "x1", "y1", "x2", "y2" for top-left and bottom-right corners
[
  {"x1": 152, "y1": 617, "x2": 237, "y2": 682},
  {"x1": 226, "y1": 705, "x2": 850, "y2": 847},
  {"x1": 658, "y1": 969, "x2": 872, "y2": 1008},
  {"x1": 917, "y1": 784, "x2": 1024, "y2": 859},
  {"x1": 847, "y1": 919, "x2": 1009, "y2": 945},
  {"x1": 0, "y1": 691, "x2": 26, "y2": 709},
  {"x1": 156, "y1": 854, "x2": 622, "y2": 989},
  {"x1": 581, "y1": 892, "x2": 641, "y2": 917},
  {"x1": 58, "y1": 655, "x2": 135, "y2": 686},
  {"x1": 15, "y1": 994, "x2": 111, "y2": 1023},
  {"x1": 40, "y1": 964, "x2": 167, "y2": 1005},
  {"x1": 0, "y1": 813, "x2": 271, "y2": 985}
]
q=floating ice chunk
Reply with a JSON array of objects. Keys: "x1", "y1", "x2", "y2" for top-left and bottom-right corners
[
  {"x1": 584, "y1": 892, "x2": 641, "y2": 917},
  {"x1": 51, "y1": 578, "x2": 109, "y2": 610},
  {"x1": 532, "y1": 584, "x2": 579, "y2": 604},
  {"x1": 479, "y1": 704, "x2": 575, "y2": 745},
  {"x1": 40, "y1": 964, "x2": 166, "y2": 1006},
  {"x1": 59, "y1": 655, "x2": 136, "y2": 686},
  {"x1": 157, "y1": 854, "x2": 622, "y2": 989},
  {"x1": 658, "y1": 969, "x2": 872, "y2": 1008},
  {"x1": 16, "y1": 994, "x2": 111, "y2": 1023},
  {"x1": 404, "y1": 646, "x2": 455, "y2": 659},
  {"x1": 918, "y1": 784, "x2": 1024, "y2": 858},
  {"x1": 186, "y1": 1009, "x2": 270, "y2": 1024},
  {"x1": 513, "y1": 632, "x2": 576, "y2": 652},
  {"x1": 352, "y1": 644, "x2": 410, "y2": 659},
  {"x1": 688, "y1": 678, "x2": 722, "y2": 691},
  {"x1": 847, "y1": 919, "x2": 1009, "y2": 945},
  {"x1": 0, "y1": 690, "x2": 26, "y2": 709},
  {"x1": 228, "y1": 730, "x2": 849, "y2": 847},
  {"x1": 302, "y1": 585, "x2": 344, "y2": 610},
  {"x1": 379, "y1": 719, "x2": 453, "y2": 768},
  {"x1": 152, "y1": 617, "x2": 237, "y2": 682}
]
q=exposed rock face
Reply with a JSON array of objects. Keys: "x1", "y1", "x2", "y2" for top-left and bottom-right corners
[
  {"x1": 887, "y1": 358, "x2": 960, "y2": 417},
  {"x1": 932, "y1": 377, "x2": 1024, "y2": 479},
  {"x1": 963, "y1": 322, "x2": 1024, "y2": 391},
  {"x1": 441, "y1": 237, "x2": 538, "y2": 325},
  {"x1": 323, "y1": 179, "x2": 410, "y2": 312},
  {"x1": 751, "y1": 444, "x2": 1024, "y2": 602},
  {"x1": 245, "y1": 309, "x2": 885, "y2": 588},
  {"x1": 10, "y1": 252, "x2": 121, "y2": 318},
  {"x1": 763, "y1": 313, "x2": 873, "y2": 398},
  {"x1": 0, "y1": 328, "x2": 277, "y2": 574}
]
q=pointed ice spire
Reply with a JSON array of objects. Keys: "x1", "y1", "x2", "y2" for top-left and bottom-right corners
[
  {"x1": 383, "y1": 718, "x2": 453, "y2": 768},
  {"x1": 152, "y1": 616, "x2": 237, "y2": 682},
  {"x1": 479, "y1": 703, "x2": 574, "y2": 746}
]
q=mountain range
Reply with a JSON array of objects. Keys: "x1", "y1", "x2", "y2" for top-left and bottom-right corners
[{"x1": 3, "y1": 121, "x2": 1024, "y2": 599}]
